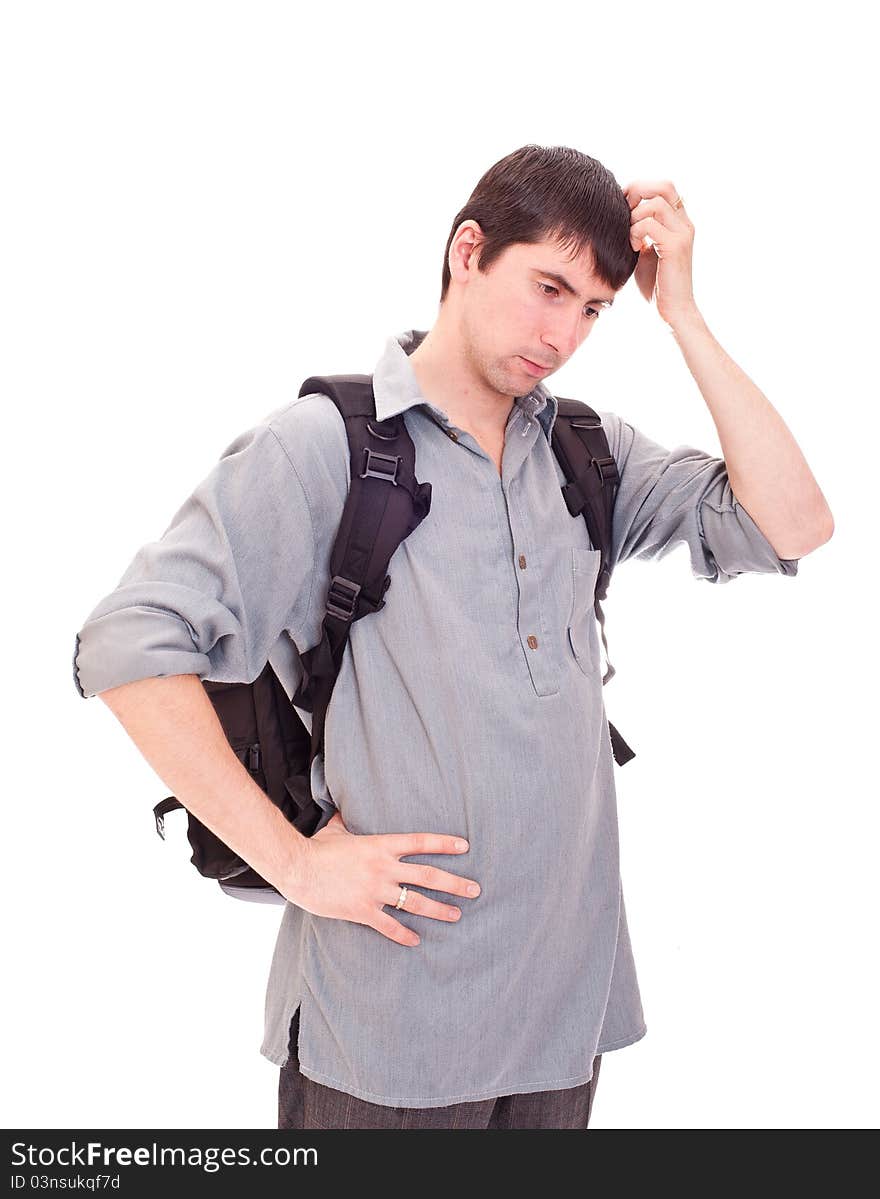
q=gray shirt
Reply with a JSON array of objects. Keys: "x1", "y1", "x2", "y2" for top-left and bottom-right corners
[{"x1": 72, "y1": 328, "x2": 799, "y2": 1108}]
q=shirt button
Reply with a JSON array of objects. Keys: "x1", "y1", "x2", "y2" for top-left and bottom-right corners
[
  {"x1": 447, "y1": 428, "x2": 459, "y2": 441},
  {"x1": 527, "y1": 635, "x2": 538, "y2": 649},
  {"x1": 518, "y1": 554, "x2": 527, "y2": 569}
]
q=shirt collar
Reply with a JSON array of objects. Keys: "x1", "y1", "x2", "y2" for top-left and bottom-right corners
[{"x1": 372, "y1": 328, "x2": 559, "y2": 442}]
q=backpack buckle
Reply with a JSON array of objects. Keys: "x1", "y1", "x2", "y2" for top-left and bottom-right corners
[
  {"x1": 592, "y1": 455, "x2": 618, "y2": 485},
  {"x1": 326, "y1": 574, "x2": 361, "y2": 621},
  {"x1": 360, "y1": 447, "x2": 401, "y2": 485}
]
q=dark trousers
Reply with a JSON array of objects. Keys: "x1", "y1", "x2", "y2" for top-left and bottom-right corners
[{"x1": 278, "y1": 1005, "x2": 602, "y2": 1129}]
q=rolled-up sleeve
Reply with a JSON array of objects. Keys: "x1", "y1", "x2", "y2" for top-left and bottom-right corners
[
  {"x1": 595, "y1": 408, "x2": 800, "y2": 583},
  {"x1": 72, "y1": 420, "x2": 316, "y2": 698}
]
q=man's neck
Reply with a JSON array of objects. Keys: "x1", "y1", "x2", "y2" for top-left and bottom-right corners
[{"x1": 407, "y1": 320, "x2": 516, "y2": 441}]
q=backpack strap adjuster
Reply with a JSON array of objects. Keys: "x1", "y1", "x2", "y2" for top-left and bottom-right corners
[
  {"x1": 360, "y1": 447, "x2": 401, "y2": 485},
  {"x1": 326, "y1": 574, "x2": 361, "y2": 621},
  {"x1": 592, "y1": 454, "x2": 619, "y2": 485}
]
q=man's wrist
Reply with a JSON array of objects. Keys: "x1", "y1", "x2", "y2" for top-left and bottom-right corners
[
  {"x1": 664, "y1": 302, "x2": 706, "y2": 337},
  {"x1": 275, "y1": 823, "x2": 314, "y2": 902}
]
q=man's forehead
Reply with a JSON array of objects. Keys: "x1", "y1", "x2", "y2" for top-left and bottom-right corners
[
  {"x1": 516, "y1": 238, "x2": 614, "y2": 303},
  {"x1": 517, "y1": 236, "x2": 598, "y2": 276}
]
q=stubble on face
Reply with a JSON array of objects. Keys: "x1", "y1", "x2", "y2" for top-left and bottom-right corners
[{"x1": 459, "y1": 311, "x2": 533, "y2": 406}]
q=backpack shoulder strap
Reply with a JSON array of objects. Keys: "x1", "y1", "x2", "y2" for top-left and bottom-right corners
[
  {"x1": 291, "y1": 374, "x2": 432, "y2": 780},
  {"x1": 151, "y1": 377, "x2": 433, "y2": 895},
  {"x1": 550, "y1": 397, "x2": 616, "y2": 601},
  {"x1": 551, "y1": 397, "x2": 635, "y2": 766}
]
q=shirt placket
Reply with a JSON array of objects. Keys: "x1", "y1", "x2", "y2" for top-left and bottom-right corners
[{"x1": 425, "y1": 403, "x2": 561, "y2": 698}]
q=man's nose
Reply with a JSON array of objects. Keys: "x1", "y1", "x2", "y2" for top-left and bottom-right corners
[{"x1": 542, "y1": 313, "x2": 582, "y2": 361}]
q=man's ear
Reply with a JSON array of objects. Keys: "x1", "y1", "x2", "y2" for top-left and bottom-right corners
[{"x1": 449, "y1": 220, "x2": 485, "y2": 284}]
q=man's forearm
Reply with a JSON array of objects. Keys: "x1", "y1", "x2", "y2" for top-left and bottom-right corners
[
  {"x1": 667, "y1": 305, "x2": 834, "y2": 560},
  {"x1": 98, "y1": 672, "x2": 310, "y2": 895}
]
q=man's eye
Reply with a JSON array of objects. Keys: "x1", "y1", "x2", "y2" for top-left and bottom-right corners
[{"x1": 538, "y1": 282, "x2": 600, "y2": 319}]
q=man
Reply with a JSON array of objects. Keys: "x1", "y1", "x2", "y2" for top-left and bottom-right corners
[{"x1": 72, "y1": 145, "x2": 833, "y2": 1129}]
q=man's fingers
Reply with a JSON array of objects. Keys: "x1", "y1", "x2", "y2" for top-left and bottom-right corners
[
  {"x1": 371, "y1": 910, "x2": 421, "y2": 947},
  {"x1": 381, "y1": 831, "x2": 470, "y2": 858},
  {"x1": 623, "y1": 179, "x2": 681, "y2": 210},
  {"x1": 383, "y1": 884, "x2": 463, "y2": 924},
  {"x1": 397, "y1": 861, "x2": 481, "y2": 899}
]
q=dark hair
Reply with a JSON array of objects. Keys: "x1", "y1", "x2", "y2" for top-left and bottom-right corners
[{"x1": 439, "y1": 144, "x2": 639, "y2": 303}]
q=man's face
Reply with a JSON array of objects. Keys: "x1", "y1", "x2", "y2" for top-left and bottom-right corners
[{"x1": 455, "y1": 229, "x2": 618, "y2": 401}]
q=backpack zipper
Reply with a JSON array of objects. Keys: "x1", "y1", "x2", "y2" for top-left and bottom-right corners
[{"x1": 234, "y1": 742, "x2": 262, "y2": 774}]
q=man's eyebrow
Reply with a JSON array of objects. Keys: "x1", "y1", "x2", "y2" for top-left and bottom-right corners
[{"x1": 533, "y1": 268, "x2": 615, "y2": 307}]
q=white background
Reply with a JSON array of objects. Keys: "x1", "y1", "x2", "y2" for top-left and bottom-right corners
[{"x1": 3, "y1": 0, "x2": 876, "y2": 1130}]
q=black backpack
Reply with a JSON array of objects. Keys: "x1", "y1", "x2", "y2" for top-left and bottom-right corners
[{"x1": 153, "y1": 374, "x2": 635, "y2": 903}]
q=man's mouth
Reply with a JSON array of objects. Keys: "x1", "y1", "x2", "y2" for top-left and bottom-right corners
[{"x1": 519, "y1": 356, "x2": 551, "y2": 376}]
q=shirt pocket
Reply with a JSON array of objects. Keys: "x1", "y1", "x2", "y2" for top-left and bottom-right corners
[{"x1": 565, "y1": 546, "x2": 602, "y2": 676}]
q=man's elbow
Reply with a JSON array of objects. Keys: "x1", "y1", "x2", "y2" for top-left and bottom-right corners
[
  {"x1": 775, "y1": 506, "x2": 835, "y2": 559},
  {"x1": 810, "y1": 503, "x2": 836, "y2": 552}
]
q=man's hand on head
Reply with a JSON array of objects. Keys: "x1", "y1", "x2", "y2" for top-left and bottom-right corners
[{"x1": 623, "y1": 178, "x2": 699, "y2": 326}]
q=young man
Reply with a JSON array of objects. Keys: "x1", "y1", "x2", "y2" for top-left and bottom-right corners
[{"x1": 72, "y1": 145, "x2": 833, "y2": 1129}]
